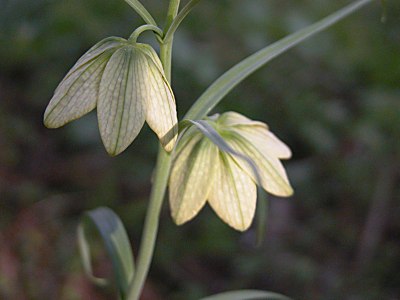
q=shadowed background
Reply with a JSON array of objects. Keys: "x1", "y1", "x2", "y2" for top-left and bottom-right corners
[{"x1": 0, "y1": 0, "x2": 399, "y2": 299}]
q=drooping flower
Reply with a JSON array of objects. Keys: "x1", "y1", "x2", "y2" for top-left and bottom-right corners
[
  {"x1": 44, "y1": 37, "x2": 178, "y2": 155},
  {"x1": 169, "y1": 112, "x2": 293, "y2": 231}
]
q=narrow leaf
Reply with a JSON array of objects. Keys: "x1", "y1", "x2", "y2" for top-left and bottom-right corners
[
  {"x1": 124, "y1": 0, "x2": 157, "y2": 26},
  {"x1": 185, "y1": 0, "x2": 373, "y2": 120},
  {"x1": 164, "y1": 0, "x2": 202, "y2": 42},
  {"x1": 201, "y1": 289, "x2": 292, "y2": 300},
  {"x1": 77, "y1": 207, "x2": 135, "y2": 297}
]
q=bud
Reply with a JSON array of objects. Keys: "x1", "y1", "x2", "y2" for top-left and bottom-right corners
[
  {"x1": 44, "y1": 37, "x2": 178, "y2": 155},
  {"x1": 169, "y1": 112, "x2": 293, "y2": 231}
]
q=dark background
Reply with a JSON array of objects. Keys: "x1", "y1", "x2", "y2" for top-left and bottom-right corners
[{"x1": 1, "y1": 0, "x2": 399, "y2": 299}]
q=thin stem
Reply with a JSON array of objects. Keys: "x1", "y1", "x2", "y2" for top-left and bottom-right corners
[
  {"x1": 125, "y1": 1, "x2": 180, "y2": 299},
  {"x1": 164, "y1": 0, "x2": 201, "y2": 43},
  {"x1": 160, "y1": 0, "x2": 181, "y2": 80},
  {"x1": 125, "y1": 149, "x2": 172, "y2": 300},
  {"x1": 128, "y1": 24, "x2": 163, "y2": 43}
]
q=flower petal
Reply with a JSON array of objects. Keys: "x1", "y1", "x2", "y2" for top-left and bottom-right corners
[
  {"x1": 208, "y1": 153, "x2": 257, "y2": 231},
  {"x1": 169, "y1": 138, "x2": 218, "y2": 225},
  {"x1": 97, "y1": 46, "x2": 145, "y2": 156},
  {"x1": 232, "y1": 126, "x2": 292, "y2": 159},
  {"x1": 140, "y1": 49, "x2": 178, "y2": 152},
  {"x1": 227, "y1": 133, "x2": 293, "y2": 197},
  {"x1": 58, "y1": 37, "x2": 126, "y2": 86},
  {"x1": 44, "y1": 37, "x2": 125, "y2": 128},
  {"x1": 44, "y1": 51, "x2": 113, "y2": 128},
  {"x1": 218, "y1": 111, "x2": 267, "y2": 128},
  {"x1": 173, "y1": 126, "x2": 203, "y2": 158},
  {"x1": 136, "y1": 43, "x2": 164, "y2": 74}
]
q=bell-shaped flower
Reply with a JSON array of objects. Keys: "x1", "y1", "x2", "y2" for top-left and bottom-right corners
[
  {"x1": 169, "y1": 112, "x2": 293, "y2": 231},
  {"x1": 44, "y1": 37, "x2": 178, "y2": 155}
]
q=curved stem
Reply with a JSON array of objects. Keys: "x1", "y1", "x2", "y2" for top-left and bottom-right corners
[
  {"x1": 125, "y1": 1, "x2": 180, "y2": 300},
  {"x1": 129, "y1": 24, "x2": 164, "y2": 43}
]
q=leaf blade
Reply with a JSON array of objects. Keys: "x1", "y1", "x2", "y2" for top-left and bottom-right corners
[
  {"x1": 124, "y1": 0, "x2": 157, "y2": 26},
  {"x1": 185, "y1": 0, "x2": 373, "y2": 120},
  {"x1": 201, "y1": 289, "x2": 292, "y2": 300},
  {"x1": 77, "y1": 207, "x2": 135, "y2": 297}
]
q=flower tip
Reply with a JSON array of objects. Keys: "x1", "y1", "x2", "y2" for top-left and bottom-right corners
[
  {"x1": 280, "y1": 184, "x2": 294, "y2": 197},
  {"x1": 43, "y1": 114, "x2": 60, "y2": 129},
  {"x1": 171, "y1": 214, "x2": 189, "y2": 226},
  {"x1": 161, "y1": 139, "x2": 176, "y2": 152},
  {"x1": 103, "y1": 145, "x2": 125, "y2": 157},
  {"x1": 231, "y1": 222, "x2": 251, "y2": 232}
]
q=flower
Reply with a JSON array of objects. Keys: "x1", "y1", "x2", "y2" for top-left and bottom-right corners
[
  {"x1": 44, "y1": 37, "x2": 178, "y2": 155},
  {"x1": 169, "y1": 112, "x2": 293, "y2": 231}
]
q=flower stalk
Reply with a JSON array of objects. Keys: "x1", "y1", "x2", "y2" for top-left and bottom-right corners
[
  {"x1": 128, "y1": 24, "x2": 164, "y2": 43},
  {"x1": 125, "y1": 1, "x2": 180, "y2": 299}
]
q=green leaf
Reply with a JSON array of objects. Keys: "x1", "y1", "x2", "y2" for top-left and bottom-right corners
[
  {"x1": 77, "y1": 207, "x2": 134, "y2": 298},
  {"x1": 201, "y1": 290, "x2": 292, "y2": 300},
  {"x1": 185, "y1": 0, "x2": 373, "y2": 120},
  {"x1": 124, "y1": 0, "x2": 157, "y2": 26}
]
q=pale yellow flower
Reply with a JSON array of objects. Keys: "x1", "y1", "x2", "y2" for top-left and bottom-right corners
[
  {"x1": 44, "y1": 37, "x2": 178, "y2": 155},
  {"x1": 169, "y1": 112, "x2": 293, "y2": 231}
]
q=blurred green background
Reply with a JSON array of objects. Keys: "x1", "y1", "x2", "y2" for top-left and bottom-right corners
[{"x1": 1, "y1": 0, "x2": 399, "y2": 299}]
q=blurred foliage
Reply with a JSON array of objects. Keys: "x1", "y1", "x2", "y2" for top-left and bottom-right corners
[{"x1": 0, "y1": 0, "x2": 399, "y2": 299}]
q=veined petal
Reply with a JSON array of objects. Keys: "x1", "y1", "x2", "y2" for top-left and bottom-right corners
[
  {"x1": 218, "y1": 111, "x2": 267, "y2": 129},
  {"x1": 136, "y1": 43, "x2": 164, "y2": 74},
  {"x1": 173, "y1": 126, "x2": 203, "y2": 158},
  {"x1": 227, "y1": 133, "x2": 293, "y2": 197},
  {"x1": 98, "y1": 46, "x2": 145, "y2": 156},
  {"x1": 142, "y1": 51, "x2": 178, "y2": 152},
  {"x1": 56, "y1": 37, "x2": 126, "y2": 91},
  {"x1": 169, "y1": 138, "x2": 218, "y2": 225},
  {"x1": 208, "y1": 153, "x2": 257, "y2": 231},
  {"x1": 232, "y1": 126, "x2": 292, "y2": 159},
  {"x1": 44, "y1": 50, "x2": 113, "y2": 128}
]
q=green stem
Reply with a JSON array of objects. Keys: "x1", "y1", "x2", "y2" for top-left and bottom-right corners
[
  {"x1": 160, "y1": 0, "x2": 181, "y2": 80},
  {"x1": 125, "y1": 149, "x2": 172, "y2": 300},
  {"x1": 128, "y1": 24, "x2": 163, "y2": 43},
  {"x1": 125, "y1": 1, "x2": 180, "y2": 300}
]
